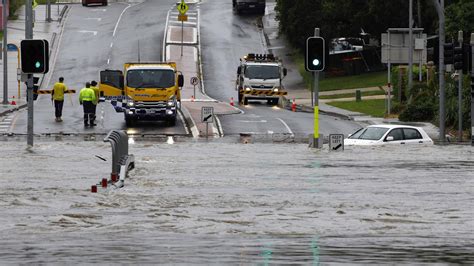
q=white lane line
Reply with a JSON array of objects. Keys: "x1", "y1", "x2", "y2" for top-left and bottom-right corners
[
  {"x1": 107, "y1": 58, "x2": 110, "y2": 65},
  {"x1": 78, "y1": 30, "x2": 98, "y2": 36},
  {"x1": 92, "y1": 9, "x2": 107, "y2": 12},
  {"x1": 110, "y1": 42, "x2": 114, "y2": 48},
  {"x1": 113, "y1": 4, "x2": 132, "y2": 37},
  {"x1": 276, "y1": 117, "x2": 294, "y2": 137},
  {"x1": 236, "y1": 120, "x2": 267, "y2": 123},
  {"x1": 267, "y1": 130, "x2": 274, "y2": 134},
  {"x1": 85, "y1": 17, "x2": 102, "y2": 21}
]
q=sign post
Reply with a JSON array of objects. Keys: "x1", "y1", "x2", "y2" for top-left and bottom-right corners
[
  {"x1": 201, "y1": 106, "x2": 214, "y2": 140},
  {"x1": 470, "y1": 33, "x2": 474, "y2": 146},
  {"x1": 191, "y1": 76, "x2": 198, "y2": 99},
  {"x1": 176, "y1": 0, "x2": 188, "y2": 57},
  {"x1": 329, "y1": 134, "x2": 344, "y2": 151}
]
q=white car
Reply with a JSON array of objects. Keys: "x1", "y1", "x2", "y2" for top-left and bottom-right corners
[{"x1": 344, "y1": 124, "x2": 434, "y2": 146}]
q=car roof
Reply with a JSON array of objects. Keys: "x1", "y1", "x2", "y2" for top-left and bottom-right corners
[{"x1": 367, "y1": 124, "x2": 422, "y2": 130}]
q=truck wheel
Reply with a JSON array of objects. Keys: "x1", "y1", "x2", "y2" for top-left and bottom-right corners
[
  {"x1": 272, "y1": 98, "x2": 279, "y2": 105},
  {"x1": 125, "y1": 117, "x2": 135, "y2": 127},
  {"x1": 167, "y1": 117, "x2": 177, "y2": 127},
  {"x1": 243, "y1": 97, "x2": 248, "y2": 105}
]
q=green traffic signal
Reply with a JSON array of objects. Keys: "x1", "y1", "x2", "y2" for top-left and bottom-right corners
[
  {"x1": 35, "y1": 61, "x2": 41, "y2": 68},
  {"x1": 305, "y1": 37, "x2": 325, "y2": 72}
]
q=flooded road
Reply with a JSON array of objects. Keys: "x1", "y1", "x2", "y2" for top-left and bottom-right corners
[{"x1": 0, "y1": 139, "x2": 473, "y2": 263}]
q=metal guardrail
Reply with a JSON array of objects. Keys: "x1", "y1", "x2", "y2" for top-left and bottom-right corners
[{"x1": 103, "y1": 130, "x2": 135, "y2": 188}]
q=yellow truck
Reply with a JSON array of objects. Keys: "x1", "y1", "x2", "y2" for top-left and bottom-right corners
[{"x1": 99, "y1": 62, "x2": 184, "y2": 126}]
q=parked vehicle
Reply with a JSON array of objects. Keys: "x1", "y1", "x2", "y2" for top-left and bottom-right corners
[
  {"x1": 99, "y1": 62, "x2": 184, "y2": 127},
  {"x1": 344, "y1": 125, "x2": 434, "y2": 146},
  {"x1": 82, "y1": 0, "x2": 107, "y2": 7},
  {"x1": 232, "y1": 0, "x2": 266, "y2": 15}
]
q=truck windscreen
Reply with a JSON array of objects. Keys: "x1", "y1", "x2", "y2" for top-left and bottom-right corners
[
  {"x1": 127, "y1": 69, "x2": 175, "y2": 88},
  {"x1": 244, "y1": 65, "x2": 279, "y2": 80}
]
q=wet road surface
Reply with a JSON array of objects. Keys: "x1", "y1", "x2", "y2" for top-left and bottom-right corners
[{"x1": 0, "y1": 139, "x2": 473, "y2": 263}]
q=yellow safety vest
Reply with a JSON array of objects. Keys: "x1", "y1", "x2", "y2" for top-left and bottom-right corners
[
  {"x1": 90, "y1": 86, "x2": 100, "y2": 105},
  {"x1": 79, "y1": 88, "x2": 96, "y2": 103},
  {"x1": 52, "y1": 82, "x2": 67, "y2": 101}
]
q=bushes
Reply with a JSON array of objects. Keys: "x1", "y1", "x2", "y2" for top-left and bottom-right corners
[{"x1": 398, "y1": 83, "x2": 436, "y2": 122}]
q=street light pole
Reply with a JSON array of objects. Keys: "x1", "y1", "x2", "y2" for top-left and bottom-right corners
[
  {"x1": 408, "y1": 0, "x2": 413, "y2": 95},
  {"x1": 470, "y1": 33, "x2": 474, "y2": 146},
  {"x1": 457, "y1": 31, "x2": 463, "y2": 142},
  {"x1": 2, "y1": 0, "x2": 8, "y2": 105},
  {"x1": 432, "y1": 0, "x2": 446, "y2": 143}
]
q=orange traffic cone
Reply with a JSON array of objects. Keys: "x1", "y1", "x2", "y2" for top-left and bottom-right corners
[
  {"x1": 191, "y1": 95, "x2": 195, "y2": 102},
  {"x1": 11, "y1": 96, "x2": 16, "y2": 106},
  {"x1": 291, "y1": 98, "x2": 296, "y2": 112},
  {"x1": 230, "y1": 97, "x2": 234, "y2": 106}
]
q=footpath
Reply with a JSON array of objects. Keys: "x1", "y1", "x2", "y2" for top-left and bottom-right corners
[
  {"x1": 261, "y1": 1, "x2": 439, "y2": 139},
  {"x1": 0, "y1": 4, "x2": 66, "y2": 117}
]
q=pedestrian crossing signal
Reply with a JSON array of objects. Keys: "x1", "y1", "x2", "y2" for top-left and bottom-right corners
[{"x1": 21, "y1": 39, "x2": 49, "y2": 74}]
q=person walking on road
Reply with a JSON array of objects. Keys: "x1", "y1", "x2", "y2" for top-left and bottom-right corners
[
  {"x1": 90, "y1": 80, "x2": 100, "y2": 126},
  {"x1": 79, "y1": 82, "x2": 97, "y2": 127},
  {"x1": 51, "y1": 77, "x2": 68, "y2": 122}
]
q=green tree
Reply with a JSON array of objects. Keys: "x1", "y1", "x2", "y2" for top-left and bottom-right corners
[{"x1": 445, "y1": 0, "x2": 474, "y2": 40}]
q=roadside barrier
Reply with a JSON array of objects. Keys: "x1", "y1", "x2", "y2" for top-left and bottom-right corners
[
  {"x1": 291, "y1": 98, "x2": 296, "y2": 112},
  {"x1": 91, "y1": 130, "x2": 135, "y2": 192},
  {"x1": 11, "y1": 96, "x2": 16, "y2": 105},
  {"x1": 230, "y1": 97, "x2": 234, "y2": 106}
]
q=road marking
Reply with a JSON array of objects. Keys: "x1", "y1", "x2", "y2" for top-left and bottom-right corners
[
  {"x1": 85, "y1": 17, "x2": 102, "y2": 21},
  {"x1": 91, "y1": 9, "x2": 107, "y2": 12},
  {"x1": 276, "y1": 117, "x2": 294, "y2": 138},
  {"x1": 267, "y1": 130, "x2": 273, "y2": 134},
  {"x1": 113, "y1": 4, "x2": 132, "y2": 37},
  {"x1": 107, "y1": 58, "x2": 110, "y2": 65},
  {"x1": 237, "y1": 120, "x2": 267, "y2": 123},
  {"x1": 78, "y1": 30, "x2": 98, "y2": 36}
]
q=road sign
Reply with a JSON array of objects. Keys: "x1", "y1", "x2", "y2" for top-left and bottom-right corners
[
  {"x1": 329, "y1": 134, "x2": 344, "y2": 151},
  {"x1": 178, "y1": 14, "x2": 188, "y2": 21},
  {"x1": 201, "y1": 106, "x2": 214, "y2": 123},
  {"x1": 177, "y1": 1, "x2": 189, "y2": 15},
  {"x1": 7, "y1": 43, "x2": 18, "y2": 52},
  {"x1": 190, "y1": 76, "x2": 199, "y2": 86}
]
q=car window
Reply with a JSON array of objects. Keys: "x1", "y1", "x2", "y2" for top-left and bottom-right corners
[
  {"x1": 403, "y1": 128, "x2": 422, "y2": 140},
  {"x1": 349, "y1": 127, "x2": 388, "y2": 140},
  {"x1": 386, "y1": 128, "x2": 403, "y2": 141}
]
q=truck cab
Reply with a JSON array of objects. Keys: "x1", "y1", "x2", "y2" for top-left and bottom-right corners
[
  {"x1": 99, "y1": 62, "x2": 184, "y2": 126},
  {"x1": 232, "y1": 0, "x2": 266, "y2": 15},
  {"x1": 236, "y1": 54, "x2": 287, "y2": 105}
]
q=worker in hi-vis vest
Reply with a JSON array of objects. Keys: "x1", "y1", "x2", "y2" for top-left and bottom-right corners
[
  {"x1": 79, "y1": 82, "x2": 97, "y2": 127},
  {"x1": 51, "y1": 77, "x2": 68, "y2": 122}
]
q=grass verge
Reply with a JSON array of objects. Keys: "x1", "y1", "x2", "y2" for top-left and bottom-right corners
[
  {"x1": 327, "y1": 99, "x2": 386, "y2": 117},
  {"x1": 293, "y1": 51, "x2": 386, "y2": 92}
]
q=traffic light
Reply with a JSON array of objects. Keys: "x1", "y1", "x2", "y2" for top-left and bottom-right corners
[
  {"x1": 305, "y1": 37, "x2": 325, "y2": 72},
  {"x1": 453, "y1": 46, "x2": 463, "y2": 70},
  {"x1": 444, "y1": 42, "x2": 454, "y2": 65},
  {"x1": 21, "y1": 39, "x2": 49, "y2": 74}
]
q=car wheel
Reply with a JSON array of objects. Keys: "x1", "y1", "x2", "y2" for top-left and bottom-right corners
[
  {"x1": 167, "y1": 117, "x2": 177, "y2": 127},
  {"x1": 125, "y1": 117, "x2": 135, "y2": 127}
]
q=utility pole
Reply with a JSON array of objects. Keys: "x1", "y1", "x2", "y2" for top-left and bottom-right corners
[
  {"x1": 46, "y1": 0, "x2": 51, "y2": 22},
  {"x1": 26, "y1": 0, "x2": 34, "y2": 147},
  {"x1": 470, "y1": 33, "x2": 474, "y2": 146},
  {"x1": 457, "y1": 31, "x2": 463, "y2": 142},
  {"x1": 2, "y1": 0, "x2": 8, "y2": 105},
  {"x1": 408, "y1": 0, "x2": 414, "y2": 95},
  {"x1": 432, "y1": 0, "x2": 446, "y2": 143}
]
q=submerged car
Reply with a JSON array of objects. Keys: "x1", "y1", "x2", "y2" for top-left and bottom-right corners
[{"x1": 345, "y1": 124, "x2": 434, "y2": 146}]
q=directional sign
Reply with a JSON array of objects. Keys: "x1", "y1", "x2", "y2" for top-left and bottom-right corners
[
  {"x1": 190, "y1": 76, "x2": 199, "y2": 86},
  {"x1": 329, "y1": 134, "x2": 344, "y2": 151},
  {"x1": 201, "y1": 106, "x2": 214, "y2": 123},
  {"x1": 178, "y1": 14, "x2": 188, "y2": 22},
  {"x1": 177, "y1": 1, "x2": 189, "y2": 15}
]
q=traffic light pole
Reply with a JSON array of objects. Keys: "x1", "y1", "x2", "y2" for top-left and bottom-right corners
[
  {"x1": 457, "y1": 31, "x2": 463, "y2": 142},
  {"x1": 312, "y1": 28, "x2": 321, "y2": 149},
  {"x1": 470, "y1": 33, "x2": 474, "y2": 146},
  {"x1": 26, "y1": 0, "x2": 34, "y2": 147}
]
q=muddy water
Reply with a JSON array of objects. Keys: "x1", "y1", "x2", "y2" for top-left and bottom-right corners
[{"x1": 0, "y1": 140, "x2": 473, "y2": 263}]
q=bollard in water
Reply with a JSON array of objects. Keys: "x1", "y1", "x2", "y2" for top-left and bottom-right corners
[
  {"x1": 91, "y1": 185, "x2": 97, "y2": 193},
  {"x1": 111, "y1": 173, "x2": 118, "y2": 182},
  {"x1": 101, "y1": 178, "x2": 108, "y2": 188}
]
